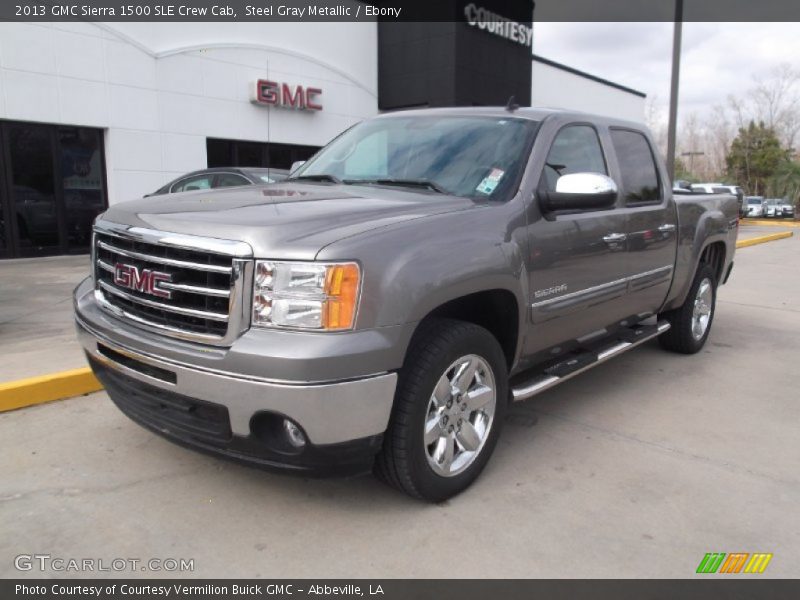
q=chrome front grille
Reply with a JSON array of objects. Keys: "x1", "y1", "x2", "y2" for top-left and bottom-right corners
[{"x1": 92, "y1": 220, "x2": 253, "y2": 345}]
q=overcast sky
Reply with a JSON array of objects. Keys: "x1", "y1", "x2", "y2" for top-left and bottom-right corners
[{"x1": 532, "y1": 22, "x2": 800, "y2": 124}]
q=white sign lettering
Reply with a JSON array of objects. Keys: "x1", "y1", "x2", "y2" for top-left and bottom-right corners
[{"x1": 464, "y1": 3, "x2": 533, "y2": 47}]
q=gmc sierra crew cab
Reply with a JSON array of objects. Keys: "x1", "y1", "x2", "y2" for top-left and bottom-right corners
[{"x1": 74, "y1": 107, "x2": 738, "y2": 501}]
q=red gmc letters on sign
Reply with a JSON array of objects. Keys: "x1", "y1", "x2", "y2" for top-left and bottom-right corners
[{"x1": 252, "y1": 80, "x2": 323, "y2": 111}]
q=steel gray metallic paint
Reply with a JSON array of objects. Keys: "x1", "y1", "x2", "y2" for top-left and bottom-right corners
[
  {"x1": 75, "y1": 277, "x2": 415, "y2": 383},
  {"x1": 100, "y1": 183, "x2": 481, "y2": 262},
  {"x1": 318, "y1": 109, "x2": 736, "y2": 375},
  {"x1": 660, "y1": 194, "x2": 738, "y2": 312},
  {"x1": 79, "y1": 106, "x2": 737, "y2": 386},
  {"x1": 75, "y1": 314, "x2": 397, "y2": 445}
]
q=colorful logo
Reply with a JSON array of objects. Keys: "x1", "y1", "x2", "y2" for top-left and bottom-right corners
[
  {"x1": 113, "y1": 263, "x2": 173, "y2": 299},
  {"x1": 696, "y1": 553, "x2": 773, "y2": 574}
]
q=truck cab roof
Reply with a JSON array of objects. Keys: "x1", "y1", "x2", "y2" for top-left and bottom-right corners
[{"x1": 374, "y1": 105, "x2": 649, "y2": 131}]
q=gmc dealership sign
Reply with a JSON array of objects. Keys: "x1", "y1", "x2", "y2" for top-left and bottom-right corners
[{"x1": 252, "y1": 80, "x2": 323, "y2": 111}]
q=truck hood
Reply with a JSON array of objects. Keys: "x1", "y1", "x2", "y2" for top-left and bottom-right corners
[{"x1": 101, "y1": 182, "x2": 477, "y2": 259}]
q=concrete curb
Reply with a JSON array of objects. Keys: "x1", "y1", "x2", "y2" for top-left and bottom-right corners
[
  {"x1": 741, "y1": 219, "x2": 800, "y2": 227},
  {"x1": 0, "y1": 367, "x2": 102, "y2": 413},
  {"x1": 736, "y1": 231, "x2": 793, "y2": 249}
]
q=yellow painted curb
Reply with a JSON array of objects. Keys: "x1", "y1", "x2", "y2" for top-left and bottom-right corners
[
  {"x1": 0, "y1": 368, "x2": 102, "y2": 413},
  {"x1": 741, "y1": 219, "x2": 800, "y2": 227},
  {"x1": 736, "y1": 230, "x2": 793, "y2": 249}
]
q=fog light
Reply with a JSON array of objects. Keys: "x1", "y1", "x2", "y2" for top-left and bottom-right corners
[{"x1": 283, "y1": 419, "x2": 307, "y2": 448}]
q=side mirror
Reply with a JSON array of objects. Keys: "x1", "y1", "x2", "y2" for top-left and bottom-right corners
[
  {"x1": 290, "y1": 160, "x2": 306, "y2": 174},
  {"x1": 542, "y1": 172, "x2": 618, "y2": 212}
]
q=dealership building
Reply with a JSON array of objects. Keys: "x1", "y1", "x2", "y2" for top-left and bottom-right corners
[{"x1": 0, "y1": 9, "x2": 645, "y2": 259}]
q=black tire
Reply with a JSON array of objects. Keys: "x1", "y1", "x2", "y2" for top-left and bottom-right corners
[
  {"x1": 658, "y1": 263, "x2": 717, "y2": 354},
  {"x1": 374, "y1": 318, "x2": 508, "y2": 502}
]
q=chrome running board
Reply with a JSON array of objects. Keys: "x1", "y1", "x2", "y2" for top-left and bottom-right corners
[{"x1": 510, "y1": 320, "x2": 671, "y2": 402}]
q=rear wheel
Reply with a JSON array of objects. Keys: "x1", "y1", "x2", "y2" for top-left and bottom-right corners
[
  {"x1": 374, "y1": 318, "x2": 507, "y2": 502},
  {"x1": 658, "y1": 263, "x2": 717, "y2": 354}
]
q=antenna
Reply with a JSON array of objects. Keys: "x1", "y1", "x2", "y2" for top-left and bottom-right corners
[{"x1": 505, "y1": 95, "x2": 520, "y2": 112}]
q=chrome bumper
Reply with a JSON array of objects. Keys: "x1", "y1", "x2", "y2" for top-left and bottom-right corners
[{"x1": 75, "y1": 315, "x2": 397, "y2": 447}]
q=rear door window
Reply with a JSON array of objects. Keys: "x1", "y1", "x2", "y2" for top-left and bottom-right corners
[{"x1": 610, "y1": 129, "x2": 661, "y2": 204}]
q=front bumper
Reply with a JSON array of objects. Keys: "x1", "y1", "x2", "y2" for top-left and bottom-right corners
[{"x1": 74, "y1": 277, "x2": 401, "y2": 476}]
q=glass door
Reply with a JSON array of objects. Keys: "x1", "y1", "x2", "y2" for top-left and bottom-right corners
[
  {"x1": 0, "y1": 126, "x2": 10, "y2": 258},
  {"x1": 0, "y1": 121, "x2": 107, "y2": 258},
  {"x1": 58, "y1": 126, "x2": 107, "y2": 253},
  {"x1": 3, "y1": 122, "x2": 62, "y2": 257}
]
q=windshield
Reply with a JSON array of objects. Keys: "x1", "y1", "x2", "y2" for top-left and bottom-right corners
[{"x1": 292, "y1": 115, "x2": 538, "y2": 200}]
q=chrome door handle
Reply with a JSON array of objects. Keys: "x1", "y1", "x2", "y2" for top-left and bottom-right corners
[
  {"x1": 658, "y1": 224, "x2": 676, "y2": 233},
  {"x1": 603, "y1": 233, "x2": 627, "y2": 243}
]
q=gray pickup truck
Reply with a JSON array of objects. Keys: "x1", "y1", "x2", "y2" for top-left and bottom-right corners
[{"x1": 74, "y1": 107, "x2": 738, "y2": 501}]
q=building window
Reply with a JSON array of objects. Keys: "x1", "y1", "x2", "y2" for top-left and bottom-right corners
[
  {"x1": 0, "y1": 121, "x2": 108, "y2": 259},
  {"x1": 206, "y1": 138, "x2": 320, "y2": 170}
]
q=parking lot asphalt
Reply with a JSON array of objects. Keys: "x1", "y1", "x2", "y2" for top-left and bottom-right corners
[
  {"x1": 1, "y1": 232, "x2": 798, "y2": 579},
  {"x1": 737, "y1": 221, "x2": 795, "y2": 241},
  {"x1": 0, "y1": 255, "x2": 90, "y2": 382}
]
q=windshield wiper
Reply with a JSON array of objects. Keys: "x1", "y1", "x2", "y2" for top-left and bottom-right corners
[
  {"x1": 290, "y1": 174, "x2": 342, "y2": 184},
  {"x1": 346, "y1": 178, "x2": 449, "y2": 194}
]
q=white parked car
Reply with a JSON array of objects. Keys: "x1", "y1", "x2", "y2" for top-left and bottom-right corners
[
  {"x1": 778, "y1": 198, "x2": 796, "y2": 219},
  {"x1": 745, "y1": 196, "x2": 765, "y2": 217},
  {"x1": 763, "y1": 198, "x2": 783, "y2": 218}
]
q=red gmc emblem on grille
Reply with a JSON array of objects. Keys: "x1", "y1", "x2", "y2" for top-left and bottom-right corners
[{"x1": 113, "y1": 263, "x2": 172, "y2": 299}]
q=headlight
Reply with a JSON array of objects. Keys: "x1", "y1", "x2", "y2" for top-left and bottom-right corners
[{"x1": 252, "y1": 260, "x2": 360, "y2": 330}]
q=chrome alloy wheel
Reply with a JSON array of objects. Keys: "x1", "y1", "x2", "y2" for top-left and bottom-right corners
[
  {"x1": 424, "y1": 354, "x2": 497, "y2": 477},
  {"x1": 692, "y1": 277, "x2": 713, "y2": 340}
]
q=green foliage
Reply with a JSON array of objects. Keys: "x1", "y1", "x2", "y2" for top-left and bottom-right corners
[
  {"x1": 673, "y1": 157, "x2": 694, "y2": 182},
  {"x1": 768, "y1": 161, "x2": 800, "y2": 207},
  {"x1": 726, "y1": 121, "x2": 791, "y2": 195}
]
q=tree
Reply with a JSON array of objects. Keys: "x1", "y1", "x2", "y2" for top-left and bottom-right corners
[
  {"x1": 706, "y1": 64, "x2": 800, "y2": 186},
  {"x1": 645, "y1": 95, "x2": 668, "y2": 160},
  {"x1": 676, "y1": 112, "x2": 721, "y2": 181},
  {"x1": 769, "y1": 161, "x2": 800, "y2": 209},
  {"x1": 724, "y1": 64, "x2": 800, "y2": 154},
  {"x1": 673, "y1": 157, "x2": 693, "y2": 183},
  {"x1": 706, "y1": 105, "x2": 734, "y2": 177},
  {"x1": 750, "y1": 64, "x2": 800, "y2": 152},
  {"x1": 726, "y1": 121, "x2": 790, "y2": 195}
]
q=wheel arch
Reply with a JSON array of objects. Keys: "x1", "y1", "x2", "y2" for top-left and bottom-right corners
[
  {"x1": 406, "y1": 288, "x2": 521, "y2": 372},
  {"x1": 699, "y1": 240, "x2": 726, "y2": 284}
]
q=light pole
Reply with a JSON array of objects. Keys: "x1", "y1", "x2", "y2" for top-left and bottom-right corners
[{"x1": 666, "y1": 0, "x2": 683, "y2": 183}]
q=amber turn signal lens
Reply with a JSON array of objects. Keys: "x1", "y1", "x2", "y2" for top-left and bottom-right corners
[{"x1": 322, "y1": 263, "x2": 360, "y2": 330}]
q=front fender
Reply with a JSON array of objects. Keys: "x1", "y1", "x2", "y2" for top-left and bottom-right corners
[{"x1": 316, "y1": 198, "x2": 528, "y2": 355}]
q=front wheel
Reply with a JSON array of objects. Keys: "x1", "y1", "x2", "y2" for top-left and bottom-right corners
[
  {"x1": 658, "y1": 263, "x2": 717, "y2": 354},
  {"x1": 374, "y1": 318, "x2": 508, "y2": 502}
]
